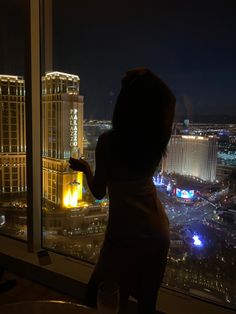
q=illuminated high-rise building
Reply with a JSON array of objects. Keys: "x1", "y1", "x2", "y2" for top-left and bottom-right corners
[
  {"x1": 0, "y1": 75, "x2": 26, "y2": 194},
  {"x1": 42, "y1": 71, "x2": 84, "y2": 209},
  {"x1": 162, "y1": 135, "x2": 218, "y2": 182}
]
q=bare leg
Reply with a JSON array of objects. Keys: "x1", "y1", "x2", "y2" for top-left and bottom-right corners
[{"x1": 136, "y1": 243, "x2": 169, "y2": 314}]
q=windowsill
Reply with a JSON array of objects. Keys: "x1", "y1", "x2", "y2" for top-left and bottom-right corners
[
  {"x1": 0, "y1": 235, "x2": 234, "y2": 314},
  {"x1": 0, "y1": 235, "x2": 92, "y2": 300}
]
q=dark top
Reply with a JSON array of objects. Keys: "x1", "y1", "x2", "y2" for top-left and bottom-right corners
[{"x1": 95, "y1": 131, "x2": 169, "y2": 242}]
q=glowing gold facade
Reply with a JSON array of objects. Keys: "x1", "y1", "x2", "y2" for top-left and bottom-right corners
[
  {"x1": 0, "y1": 75, "x2": 27, "y2": 193},
  {"x1": 42, "y1": 72, "x2": 84, "y2": 209}
]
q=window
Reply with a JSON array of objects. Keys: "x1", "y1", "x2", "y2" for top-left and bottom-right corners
[
  {"x1": 0, "y1": 0, "x2": 235, "y2": 312},
  {"x1": 40, "y1": 0, "x2": 236, "y2": 309},
  {"x1": 0, "y1": 0, "x2": 27, "y2": 241}
]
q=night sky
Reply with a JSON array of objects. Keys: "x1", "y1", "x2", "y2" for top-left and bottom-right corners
[{"x1": 1, "y1": 0, "x2": 236, "y2": 121}]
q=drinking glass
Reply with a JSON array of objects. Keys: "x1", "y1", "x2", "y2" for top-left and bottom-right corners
[{"x1": 97, "y1": 280, "x2": 120, "y2": 314}]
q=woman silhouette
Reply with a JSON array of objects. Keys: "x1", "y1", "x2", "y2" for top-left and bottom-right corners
[{"x1": 69, "y1": 68, "x2": 175, "y2": 313}]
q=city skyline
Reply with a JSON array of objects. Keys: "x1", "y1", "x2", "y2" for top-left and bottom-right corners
[{"x1": 0, "y1": 70, "x2": 236, "y2": 308}]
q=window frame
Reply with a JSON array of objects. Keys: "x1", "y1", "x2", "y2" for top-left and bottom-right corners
[{"x1": 25, "y1": 0, "x2": 42, "y2": 252}]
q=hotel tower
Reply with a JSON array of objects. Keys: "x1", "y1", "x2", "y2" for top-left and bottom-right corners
[
  {"x1": 42, "y1": 72, "x2": 84, "y2": 210},
  {"x1": 162, "y1": 135, "x2": 218, "y2": 182},
  {"x1": 0, "y1": 75, "x2": 26, "y2": 195},
  {"x1": 0, "y1": 72, "x2": 84, "y2": 212}
]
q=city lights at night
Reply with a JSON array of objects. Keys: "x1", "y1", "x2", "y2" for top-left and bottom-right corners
[
  {"x1": 0, "y1": 0, "x2": 236, "y2": 310},
  {"x1": 192, "y1": 235, "x2": 203, "y2": 247}
]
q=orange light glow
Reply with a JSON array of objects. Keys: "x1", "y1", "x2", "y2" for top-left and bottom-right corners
[
  {"x1": 63, "y1": 172, "x2": 83, "y2": 208},
  {"x1": 64, "y1": 188, "x2": 79, "y2": 207}
]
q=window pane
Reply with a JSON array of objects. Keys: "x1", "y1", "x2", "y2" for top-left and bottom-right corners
[
  {"x1": 41, "y1": 0, "x2": 236, "y2": 309},
  {"x1": 0, "y1": 0, "x2": 27, "y2": 240}
]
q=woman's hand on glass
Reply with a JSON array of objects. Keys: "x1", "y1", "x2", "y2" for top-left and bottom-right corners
[{"x1": 69, "y1": 157, "x2": 89, "y2": 173}]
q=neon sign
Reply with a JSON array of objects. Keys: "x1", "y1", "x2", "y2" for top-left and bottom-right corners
[{"x1": 70, "y1": 109, "x2": 78, "y2": 147}]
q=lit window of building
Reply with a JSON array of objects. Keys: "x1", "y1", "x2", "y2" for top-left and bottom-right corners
[
  {"x1": 42, "y1": 72, "x2": 84, "y2": 210},
  {"x1": 0, "y1": 75, "x2": 26, "y2": 194}
]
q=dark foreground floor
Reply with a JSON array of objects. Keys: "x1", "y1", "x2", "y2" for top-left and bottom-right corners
[{"x1": 0, "y1": 271, "x2": 165, "y2": 313}]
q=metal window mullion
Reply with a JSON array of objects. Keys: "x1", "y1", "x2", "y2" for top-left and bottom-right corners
[{"x1": 25, "y1": 0, "x2": 42, "y2": 252}]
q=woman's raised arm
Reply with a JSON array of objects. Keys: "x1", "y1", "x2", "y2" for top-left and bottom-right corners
[{"x1": 69, "y1": 133, "x2": 107, "y2": 199}]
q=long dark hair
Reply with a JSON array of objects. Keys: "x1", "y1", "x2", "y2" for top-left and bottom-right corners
[{"x1": 111, "y1": 68, "x2": 176, "y2": 172}]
